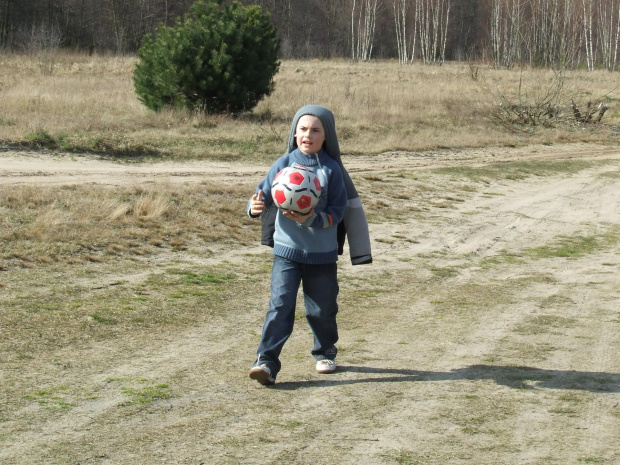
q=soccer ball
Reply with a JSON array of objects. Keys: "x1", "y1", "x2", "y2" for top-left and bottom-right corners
[{"x1": 271, "y1": 166, "x2": 321, "y2": 214}]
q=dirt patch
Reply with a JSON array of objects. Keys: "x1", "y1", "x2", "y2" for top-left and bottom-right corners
[{"x1": 1, "y1": 143, "x2": 620, "y2": 464}]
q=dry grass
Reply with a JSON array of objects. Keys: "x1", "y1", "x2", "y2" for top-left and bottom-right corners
[
  {"x1": 0, "y1": 181, "x2": 256, "y2": 270},
  {"x1": 0, "y1": 52, "x2": 618, "y2": 162}
]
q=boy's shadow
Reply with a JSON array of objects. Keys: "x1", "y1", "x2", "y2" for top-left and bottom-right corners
[{"x1": 272, "y1": 364, "x2": 620, "y2": 393}]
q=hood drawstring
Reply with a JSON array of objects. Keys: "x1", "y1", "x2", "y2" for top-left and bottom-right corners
[
  {"x1": 314, "y1": 152, "x2": 327, "y2": 188},
  {"x1": 314, "y1": 152, "x2": 323, "y2": 171}
]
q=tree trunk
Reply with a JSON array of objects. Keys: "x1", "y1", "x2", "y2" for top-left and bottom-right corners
[
  {"x1": 393, "y1": 0, "x2": 408, "y2": 64},
  {"x1": 352, "y1": 0, "x2": 379, "y2": 61},
  {"x1": 581, "y1": 0, "x2": 595, "y2": 71}
]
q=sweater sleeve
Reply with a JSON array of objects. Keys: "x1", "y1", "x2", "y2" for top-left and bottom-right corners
[{"x1": 304, "y1": 162, "x2": 347, "y2": 229}]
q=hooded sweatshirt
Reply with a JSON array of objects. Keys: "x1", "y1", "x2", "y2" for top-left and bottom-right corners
[
  {"x1": 250, "y1": 147, "x2": 347, "y2": 264},
  {"x1": 260, "y1": 105, "x2": 373, "y2": 265}
]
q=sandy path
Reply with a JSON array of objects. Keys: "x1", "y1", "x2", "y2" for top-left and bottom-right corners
[{"x1": 1, "y1": 142, "x2": 618, "y2": 186}]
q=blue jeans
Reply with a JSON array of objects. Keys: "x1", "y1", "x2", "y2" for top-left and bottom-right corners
[{"x1": 254, "y1": 256, "x2": 339, "y2": 379}]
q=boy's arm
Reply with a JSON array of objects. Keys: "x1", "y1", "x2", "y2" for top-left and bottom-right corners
[{"x1": 300, "y1": 165, "x2": 347, "y2": 229}]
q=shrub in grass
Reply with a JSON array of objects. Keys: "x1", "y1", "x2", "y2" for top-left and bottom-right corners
[
  {"x1": 26, "y1": 130, "x2": 58, "y2": 149},
  {"x1": 133, "y1": 0, "x2": 279, "y2": 114}
]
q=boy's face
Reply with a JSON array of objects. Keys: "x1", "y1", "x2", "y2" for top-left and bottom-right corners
[{"x1": 295, "y1": 115, "x2": 325, "y2": 155}]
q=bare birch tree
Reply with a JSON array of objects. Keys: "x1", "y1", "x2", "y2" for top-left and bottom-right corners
[
  {"x1": 416, "y1": 0, "x2": 450, "y2": 65},
  {"x1": 490, "y1": 0, "x2": 522, "y2": 68},
  {"x1": 440, "y1": 0, "x2": 450, "y2": 63},
  {"x1": 491, "y1": 0, "x2": 586, "y2": 69},
  {"x1": 490, "y1": 0, "x2": 503, "y2": 66},
  {"x1": 529, "y1": 0, "x2": 559, "y2": 66},
  {"x1": 351, "y1": 0, "x2": 380, "y2": 61},
  {"x1": 2, "y1": 0, "x2": 619, "y2": 70},
  {"x1": 598, "y1": 0, "x2": 620, "y2": 71},
  {"x1": 581, "y1": 0, "x2": 595, "y2": 71},
  {"x1": 410, "y1": 0, "x2": 418, "y2": 62},
  {"x1": 557, "y1": 0, "x2": 582, "y2": 68},
  {"x1": 392, "y1": 0, "x2": 408, "y2": 63}
]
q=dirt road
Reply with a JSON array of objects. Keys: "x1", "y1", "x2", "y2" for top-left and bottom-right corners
[{"x1": 1, "y1": 143, "x2": 619, "y2": 464}]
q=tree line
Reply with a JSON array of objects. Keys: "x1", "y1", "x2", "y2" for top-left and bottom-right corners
[{"x1": 1, "y1": 0, "x2": 619, "y2": 71}]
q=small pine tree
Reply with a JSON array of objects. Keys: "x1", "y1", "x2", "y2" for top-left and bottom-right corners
[{"x1": 133, "y1": 0, "x2": 280, "y2": 114}]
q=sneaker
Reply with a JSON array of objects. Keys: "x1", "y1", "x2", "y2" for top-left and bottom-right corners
[
  {"x1": 316, "y1": 359, "x2": 337, "y2": 374},
  {"x1": 249, "y1": 364, "x2": 275, "y2": 385}
]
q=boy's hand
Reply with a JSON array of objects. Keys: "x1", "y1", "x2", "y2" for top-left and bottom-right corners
[
  {"x1": 250, "y1": 189, "x2": 265, "y2": 216},
  {"x1": 283, "y1": 209, "x2": 314, "y2": 224}
]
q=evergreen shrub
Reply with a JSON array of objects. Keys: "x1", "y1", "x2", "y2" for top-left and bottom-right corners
[{"x1": 133, "y1": 0, "x2": 279, "y2": 114}]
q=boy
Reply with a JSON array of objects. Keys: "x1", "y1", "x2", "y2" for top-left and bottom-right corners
[{"x1": 247, "y1": 106, "x2": 348, "y2": 385}]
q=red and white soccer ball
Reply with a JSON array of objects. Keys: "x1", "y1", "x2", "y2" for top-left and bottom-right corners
[{"x1": 271, "y1": 166, "x2": 321, "y2": 214}]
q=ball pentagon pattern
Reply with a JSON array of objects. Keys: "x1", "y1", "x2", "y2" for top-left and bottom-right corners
[{"x1": 271, "y1": 166, "x2": 321, "y2": 214}]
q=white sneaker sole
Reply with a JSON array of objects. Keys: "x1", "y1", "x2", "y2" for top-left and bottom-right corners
[
  {"x1": 316, "y1": 361, "x2": 337, "y2": 374},
  {"x1": 249, "y1": 367, "x2": 275, "y2": 385}
]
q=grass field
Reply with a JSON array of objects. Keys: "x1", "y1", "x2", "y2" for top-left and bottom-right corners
[{"x1": 1, "y1": 52, "x2": 619, "y2": 161}]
